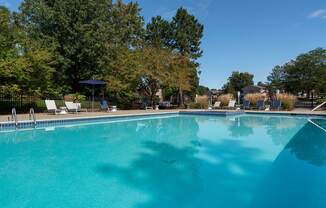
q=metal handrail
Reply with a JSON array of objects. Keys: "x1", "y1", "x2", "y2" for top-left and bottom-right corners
[
  {"x1": 29, "y1": 108, "x2": 37, "y2": 127},
  {"x1": 312, "y1": 101, "x2": 326, "y2": 112},
  {"x1": 11, "y1": 108, "x2": 18, "y2": 128}
]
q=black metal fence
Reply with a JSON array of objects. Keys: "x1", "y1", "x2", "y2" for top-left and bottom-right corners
[
  {"x1": 0, "y1": 94, "x2": 102, "y2": 114},
  {"x1": 1, "y1": 93, "x2": 325, "y2": 114},
  {"x1": 0, "y1": 94, "x2": 38, "y2": 113}
]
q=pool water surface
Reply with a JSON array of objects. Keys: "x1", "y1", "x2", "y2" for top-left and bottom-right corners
[{"x1": 0, "y1": 114, "x2": 325, "y2": 208}]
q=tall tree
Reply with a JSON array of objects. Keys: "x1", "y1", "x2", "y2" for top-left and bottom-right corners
[
  {"x1": 267, "y1": 65, "x2": 285, "y2": 92},
  {"x1": 0, "y1": 6, "x2": 21, "y2": 94},
  {"x1": 170, "y1": 7, "x2": 204, "y2": 60},
  {"x1": 283, "y1": 48, "x2": 326, "y2": 95},
  {"x1": 145, "y1": 16, "x2": 172, "y2": 48},
  {"x1": 267, "y1": 48, "x2": 326, "y2": 96},
  {"x1": 0, "y1": 6, "x2": 55, "y2": 96},
  {"x1": 104, "y1": 46, "x2": 139, "y2": 106},
  {"x1": 223, "y1": 71, "x2": 254, "y2": 93},
  {"x1": 169, "y1": 8, "x2": 204, "y2": 106},
  {"x1": 135, "y1": 47, "x2": 172, "y2": 106},
  {"x1": 19, "y1": 0, "x2": 110, "y2": 92},
  {"x1": 110, "y1": 0, "x2": 144, "y2": 48},
  {"x1": 19, "y1": 0, "x2": 144, "y2": 92},
  {"x1": 170, "y1": 54, "x2": 197, "y2": 107}
]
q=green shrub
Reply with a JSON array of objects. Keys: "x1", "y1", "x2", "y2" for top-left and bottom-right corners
[{"x1": 64, "y1": 93, "x2": 86, "y2": 102}]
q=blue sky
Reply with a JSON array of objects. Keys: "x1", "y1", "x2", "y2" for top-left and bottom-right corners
[{"x1": 1, "y1": 0, "x2": 326, "y2": 89}]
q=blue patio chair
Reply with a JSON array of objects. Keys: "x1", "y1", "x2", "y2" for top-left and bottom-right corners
[
  {"x1": 100, "y1": 100, "x2": 109, "y2": 111},
  {"x1": 256, "y1": 100, "x2": 265, "y2": 110},
  {"x1": 271, "y1": 100, "x2": 282, "y2": 110},
  {"x1": 243, "y1": 100, "x2": 251, "y2": 109}
]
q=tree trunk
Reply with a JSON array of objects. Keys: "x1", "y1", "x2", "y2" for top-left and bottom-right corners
[
  {"x1": 179, "y1": 87, "x2": 184, "y2": 108},
  {"x1": 150, "y1": 93, "x2": 154, "y2": 107}
]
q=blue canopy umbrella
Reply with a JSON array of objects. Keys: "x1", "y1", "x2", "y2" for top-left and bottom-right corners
[{"x1": 79, "y1": 80, "x2": 106, "y2": 111}]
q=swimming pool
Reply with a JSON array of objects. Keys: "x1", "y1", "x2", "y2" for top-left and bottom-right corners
[{"x1": 0, "y1": 114, "x2": 325, "y2": 207}]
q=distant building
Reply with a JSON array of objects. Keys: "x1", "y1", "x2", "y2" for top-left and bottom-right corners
[
  {"x1": 242, "y1": 85, "x2": 267, "y2": 95},
  {"x1": 210, "y1": 89, "x2": 223, "y2": 99}
]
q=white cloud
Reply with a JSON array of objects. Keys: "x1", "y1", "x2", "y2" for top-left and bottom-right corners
[{"x1": 308, "y1": 9, "x2": 326, "y2": 19}]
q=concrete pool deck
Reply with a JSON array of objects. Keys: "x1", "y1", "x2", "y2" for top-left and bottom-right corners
[{"x1": 0, "y1": 108, "x2": 325, "y2": 123}]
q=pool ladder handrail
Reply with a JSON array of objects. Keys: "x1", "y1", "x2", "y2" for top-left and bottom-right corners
[
  {"x1": 11, "y1": 108, "x2": 18, "y2": 128},
  {"x1": 29, "y1": 108, "x2": 37, "y2": 128},
  {"x1": 312, "y1": 101, "x2": 326, "y2": 112}
]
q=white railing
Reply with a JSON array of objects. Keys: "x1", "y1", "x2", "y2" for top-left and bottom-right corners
[
  {"x1": 11, "y1": 108, "x2": 18, "y2": 128},
  {"x1": 29, "y1": 108, "x2": 37, "y2": 127}
]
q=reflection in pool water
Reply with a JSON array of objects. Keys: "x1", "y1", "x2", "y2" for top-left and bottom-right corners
[{"x1": 252, "y1": 120, "x2": 326, "y2": 208}]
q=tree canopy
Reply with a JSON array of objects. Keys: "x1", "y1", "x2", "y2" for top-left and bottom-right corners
[
  {"x1": 222, "y1": 71, "x2": 254, "y2": 93},
  {"x1": 170, "y1": 8, "x2": 204, "y2": 60},
  {"x1": 0, "y1": 6, "x2": 55, "y2": 96},
  {"x1": 0, "y1": 0, "x2": 204, "y2": 108},
  {"x1": 145, "y1": 16, "x2": 171, "y2": 48},
  {"x1": 267, "y1": 48, "x2": 326, "y2": 95}
]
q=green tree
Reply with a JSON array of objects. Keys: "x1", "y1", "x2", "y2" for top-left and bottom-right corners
[
  {"x1": 171, "y1": 7, "x2": 204, "y2": 60},
  {"x1": 19, "y1": 0, "x2": 144, "y2": 92},
  {"x1": 0, "y1": 6, "x2": 55, "y2": 96},
  {"x1": 283, "y1": 48, "x2": 326, "y2": 95},
  {"x1": 169, "y1": 8, "x2": 204, "y2": 106},
  {"x1": 104, "y1": 46, "x2": 139, "y2": 107},
  {"x1": 104, "y1": 46, "x2": 174, "y2": 107},
  {"x1": 197, "y1": 85, "x2": 210, "y2": 96},
  {"x1": 170, "y1": 54, "x2": 197, "y2": 107},
  {"x1": 223, "y1": 71, "x2": 254, "y2": 93},
  {"x1": 267, "y1": 48, "x2": 326, "y2": 96},
  {"x1": 110, "y1": 0, "x2": 145, "y2": 48},
  {"x1": 135, "y1": 47, "x2": 172, "y2": 106},
  {"x1": 267, "y1": 65, "x2": 285, "y2": 92},
  {"x1": 145, "y1": 16, "x2": 172, "y2": 48},
  {"x1": 0, "y1": 6, "x2": 17, "y2": 90}
]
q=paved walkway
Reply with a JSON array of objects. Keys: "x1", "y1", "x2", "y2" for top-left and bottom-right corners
[{"x1": 0, "y1": 108, "x2": 324, "y2": 123}]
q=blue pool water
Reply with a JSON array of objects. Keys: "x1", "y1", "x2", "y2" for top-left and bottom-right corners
[{"x1": 0, "y1": 114, "x2": 325, "y2": 208}]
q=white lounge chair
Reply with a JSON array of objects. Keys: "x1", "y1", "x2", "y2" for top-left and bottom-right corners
[
  {"x1": 65, "y1": 101, "x2": 78, "y2": 113},
  {"x1": 226, "y1": 100, "x2": 236, "y2": 109},
  {"x1": 76, "y1": 103, "x2": 88, "y2": 112},
  {"x1": 65, "y1": 102, "x2": 87, "y2": 113},
  {"x1": 213, "y1": 101, "x2": 221, "y2": 109},
  {"x1": 45, "y1": 100, "x2": 61, "y2": 114}
]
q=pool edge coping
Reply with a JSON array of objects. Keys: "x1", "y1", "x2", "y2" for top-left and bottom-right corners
[
  {"x1": 0, "y1": 111, "x2": 179, "y2": 131},
  {"x1": 0, "y1": 110, "x2": 325, "y2": 131}
]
